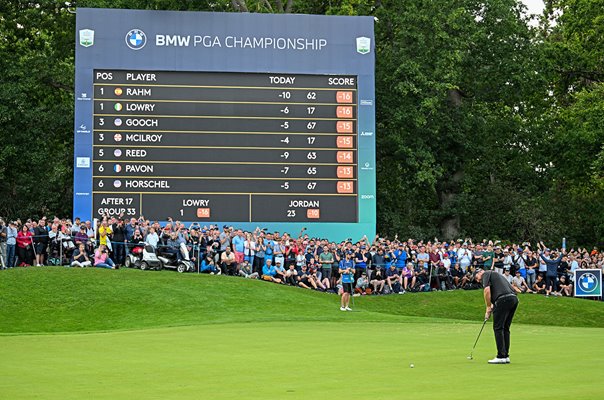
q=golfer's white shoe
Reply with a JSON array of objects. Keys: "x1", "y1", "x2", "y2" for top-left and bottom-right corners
[
  {"x1": 345, "y1": 307, "x2": 352, "y2": 311},
  {"x1": 487, "y1": 357, "x2": 507, "y2": 364},
  {"x1": 340, "y1": 307, "x2": 346, "y2": 311},
  {"x1": 505, "y1": 357, "x2": 510, "y2": 363}
]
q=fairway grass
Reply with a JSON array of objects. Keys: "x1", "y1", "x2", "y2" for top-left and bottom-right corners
[
  {"x1": 1, "y1": 268, "x2": 603, "y2": 399},
  {"x1": 1, "y1": 321, "x2": 603, "y2": 400}
]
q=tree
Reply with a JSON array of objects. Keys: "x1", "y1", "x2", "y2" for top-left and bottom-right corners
[
  {"x1": 325, "y1": 1, "x2": 551, "y2": 240},
  {"x1": 0, "y1": 2, "x2": 75, "y2": 218}
]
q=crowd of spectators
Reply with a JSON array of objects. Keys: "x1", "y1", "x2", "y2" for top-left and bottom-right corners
[{"x1": 0, "y1": 216, "x2": 602, "y2": 299}]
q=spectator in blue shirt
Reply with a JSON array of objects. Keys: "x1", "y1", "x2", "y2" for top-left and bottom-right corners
[
  {"x1": 393, "y1": 244, "x2": 407, "y2": 270},
  {"x1": 264, "y1": 233, "x2": 274, "y2": 265},
  {"x1": 6, "y1": 221, "x2": 18, "y2": 269},
  {"x1": 354, "y1": 247, "x2": 368, "y2": 283},
  {"x1": 262, "y1": 259, "x2": 281, "y2": 283},
  {"x1": 200, "y1": 254, "x2": 220, "y2": 274},
  {"x1": 339, "y1": 252, "x2": 355, "y2": 311},
  {"x1": 232, "y1": 229, "x2": 245, "y2": 265}
]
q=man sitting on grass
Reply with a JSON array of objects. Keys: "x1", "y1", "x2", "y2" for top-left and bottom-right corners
[
  {"x1": 450, "y1": 263, "x2": 465, "y2": 288},
  {"x1": 410, "y1": 268, "x2": 430, "y2": 292},
  {"x1": 386, "y1": 263, "x2": 404, "y2": 294},
  {"x1": 274, "y1": 260, "x2": 287, "y2": 283},
  {"x1": 511, "y1": 270, "x2": 533, "y2": 293},
  {"x1": 370, "y1": 266, "x2": 386, "y2": 294},
  {"x1": 71, "y1": 243, "x2": 92, "y2": 268},
  {"x1": 532, "y1": 274, "x2": 547, "y2": 294},
  {"x1": 238, "y1": 260, "x2": 258, "y2": 279},
  {"x1": 556, "y1": 275, "x2": 572, "y2": 297},
  {"x1": 297, "y1": 264, "x2": 316, "y2": 289},
  {"x1": 221, "y1": 247, "x2": 238, "y2": 276},
  {"x1": 201, "y1": 254, "x2": 221, "y2": 274},
  {"x1": 503, "y1": 268, "x2": 514, "y2": 284},
  {"x1": 262, "y1": 259, "x2": 282, "y2": 284},
  {"x1": 284, "y1": 263, "x2": 298, "y2": 286},
  {"x1": 355, "y1": 271, "x2": 370, "y2": 295}
]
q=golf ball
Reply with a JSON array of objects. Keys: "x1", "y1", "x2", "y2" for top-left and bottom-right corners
[{"x1": 410, "y1": 363, "x2": 414, "y2": 368}]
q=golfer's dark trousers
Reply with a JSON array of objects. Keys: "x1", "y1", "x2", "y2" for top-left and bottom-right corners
[{"x1": 493, "y1": 294, "x2": 519, "y2": 359}]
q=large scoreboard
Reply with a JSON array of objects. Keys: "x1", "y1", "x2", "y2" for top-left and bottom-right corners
[{"x1": 74, "y1": 8, "x2": 375, "y2": 240}]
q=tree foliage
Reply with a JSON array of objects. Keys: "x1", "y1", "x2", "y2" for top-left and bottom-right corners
[{"x1": 0, "y1": 0, "x2": 601, "y2": 246}]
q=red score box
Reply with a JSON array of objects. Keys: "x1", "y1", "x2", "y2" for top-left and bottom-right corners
[
  {"x1": 336, "y1": 121, "x2": 353, "y2": 133},
  {"x1": 336, "y1": 181, "x2": 354, "y2": 194},
  {"x1": 307, "y1": 209, "x2": 320, "y2": 219},
  {"x1": 336, "y1": 91, "x2": 353, "y2": 103},
  {"x1": 336, "y1": 136, "x2": 353, "y2": 148},
  {"x1": 337, "y1": 166, "x2": 354, "y2": 179},
  {"x1": 336, "y1": 106, "x2": 353, "y2": 119},
  {"x1": 337, "y1": 151, "x2": 354, "y2": 163},
  {"x1": 197, "y1": 208, "x2": 211, "y2": 218}
]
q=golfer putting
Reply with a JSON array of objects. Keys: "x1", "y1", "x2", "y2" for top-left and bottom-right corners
[{"x1": 473, "y1": 268, "x2": 519, "y2": 364}]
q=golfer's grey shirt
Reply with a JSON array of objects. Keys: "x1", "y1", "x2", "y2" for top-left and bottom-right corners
[{"x1": 482, "y1": 271, "x2": 515, "y2": 303}]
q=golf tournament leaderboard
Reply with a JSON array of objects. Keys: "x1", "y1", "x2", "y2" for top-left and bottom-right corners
[{"x1": 74, "y1": 8, "x2": 375, "y2": 239}]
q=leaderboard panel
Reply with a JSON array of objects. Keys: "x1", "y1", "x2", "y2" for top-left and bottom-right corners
[
  {"x1": 91, "y1": 70, "x2": 358, "y2": 222},
  {"x1": 74, "y1": 8, "x2": 375, "y2": 239}
]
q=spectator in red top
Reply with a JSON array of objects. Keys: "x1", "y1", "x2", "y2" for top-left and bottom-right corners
[{"x1": 16, "y1": 225, "x2": 34, "y2": 266}]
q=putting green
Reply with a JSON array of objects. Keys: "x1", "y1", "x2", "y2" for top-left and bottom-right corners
[{"x1": 1, "y1": 321, "x2": 602, "y2": 399}]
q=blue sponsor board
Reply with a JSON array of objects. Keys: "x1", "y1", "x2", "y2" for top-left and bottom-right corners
[
  {"x1": 574, "y1": 269, "x2": 602, "y2": 297},
  {"x1": 74, "y1": 8, "x2": 375, "y2": 240}
]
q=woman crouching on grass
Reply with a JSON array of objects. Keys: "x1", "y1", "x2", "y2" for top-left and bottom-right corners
[{"x1": 94, "y1": 244, "x2": 118, "y2": 269}]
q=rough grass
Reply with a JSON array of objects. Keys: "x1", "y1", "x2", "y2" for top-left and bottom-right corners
[{"x1": 1, "y1": 267, "x2": 603, "y2": 334}]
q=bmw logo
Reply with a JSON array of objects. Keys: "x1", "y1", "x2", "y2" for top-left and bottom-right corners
[
  {"x1": 125, "y1": 29, "x2": 147, "y2": 50},
  {"x1": 579, "y1": 273, "x2": 598, "y2": 293}
]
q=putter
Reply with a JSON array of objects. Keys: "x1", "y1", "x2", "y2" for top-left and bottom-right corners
[{"x1": 467, "y1": 317, "x2": 489, "y2": 360}]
